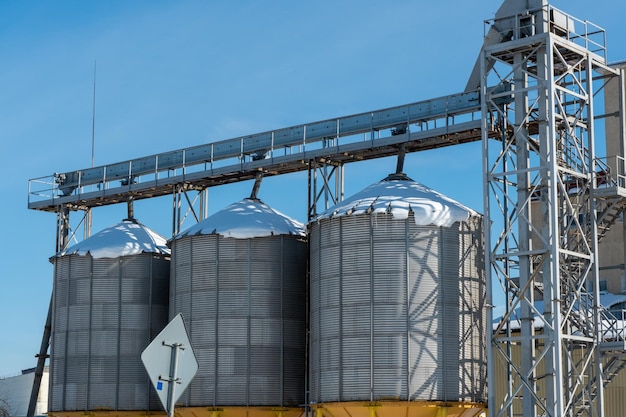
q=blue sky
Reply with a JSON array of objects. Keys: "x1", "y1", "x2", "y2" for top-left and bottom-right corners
[{"x1": 1, "y1": 1, "x2": 626, "y2": 377}]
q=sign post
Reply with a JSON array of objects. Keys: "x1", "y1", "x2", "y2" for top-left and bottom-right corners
[{"x1": 141, "y1": 314, "x2": 198, "y2": 417}]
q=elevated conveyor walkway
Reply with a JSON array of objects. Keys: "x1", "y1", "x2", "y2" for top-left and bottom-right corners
[{"x1": 28, "y1": 90, "x2": 493, "y2": 212}]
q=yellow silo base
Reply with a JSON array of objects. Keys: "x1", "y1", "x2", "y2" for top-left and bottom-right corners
[
  {"x1": 47, "y1": 403, "x2": 486, "y2": 417},
  {"x1": 47, "y1": 407, "x2": 305, "y2": 417},
  {"x1": 176, "y1": 406, "x2": 304, "y2": 417},
  {"x1": 310, "y1": 401, "x2": 486, "y2": 417}
]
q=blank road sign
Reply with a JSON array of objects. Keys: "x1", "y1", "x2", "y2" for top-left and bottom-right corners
[{"x1": 141, "y1": 313, "x2": 198, "y2": 411}]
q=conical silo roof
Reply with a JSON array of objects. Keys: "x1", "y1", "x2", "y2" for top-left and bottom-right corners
[
  {"x1": 56, "y1": 219, "x2": 170, "y2": 259},
  {"x1": 314, "y1": 173, "x2": 478, "y2": 227},
  {"x1": 175, "y1": 198, "x2": 306, "y2": 239}
]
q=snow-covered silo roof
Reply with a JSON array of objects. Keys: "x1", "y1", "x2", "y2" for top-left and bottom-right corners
[
  {"x1": 313, "y1": 173, "x2": 479, "y2": 228},
  {"x1": 55, "y1": 219, "x2": 170, "y2": 259},
  {"x1": 174, "y1": 198, "x2": 306, "y2": 239}
]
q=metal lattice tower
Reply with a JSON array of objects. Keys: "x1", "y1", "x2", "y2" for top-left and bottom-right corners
[{"x1": 481, "y1": 2, "x2": 626, "y2": 416}]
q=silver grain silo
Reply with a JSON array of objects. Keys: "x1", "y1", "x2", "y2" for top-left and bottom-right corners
[
  {"x1": 308, "y1": 173, "x2": 486, "y2": 417},
  {"x1": 49, "y1": 219, "x2": 170, "y2": 412},
  {"x1": 169, "y1": 198, "x2": 307, "y2": 416}
]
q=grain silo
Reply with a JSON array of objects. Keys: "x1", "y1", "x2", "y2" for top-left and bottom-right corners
[
  {"x1": 308, "y1": 173, "x2": 487, "y2": 417},
  {"x1": 49, "y1": 219, "x2": 170, "y2": 413},
  {"x1": 169, "y1": 197, "x2": 307, "y2": 417}
]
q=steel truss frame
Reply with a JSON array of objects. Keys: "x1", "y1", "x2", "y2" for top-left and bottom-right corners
[
  {"x1": 307, "y1": 157, "x2": 344, "y2": 221},
  {"x1": 172, "y1": 184, "x2": 208, "y2": 236},
  {"x1": 482, "y1": 6, "x2": 621, "y2": 417},
  {"x1": 54, "y1": 159, "x2": 344, "y2": 243}
]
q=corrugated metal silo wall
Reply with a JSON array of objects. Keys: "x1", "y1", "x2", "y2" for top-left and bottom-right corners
[
  {"x1": 309, "y1": 213, "x2": 486, "y2": 403},
  {"x1": 169, "y1": 234, "x2": 307, "y2": 407},
  {"x1": 50, "y1": 253, "x2": 170, "y2": 412}
]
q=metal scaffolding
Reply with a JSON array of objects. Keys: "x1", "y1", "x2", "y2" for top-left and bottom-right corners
[{"x1": 481, "y1": 1, "x2": 626, "y2": 416}]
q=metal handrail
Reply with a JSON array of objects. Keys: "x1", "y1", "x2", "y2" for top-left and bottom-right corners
[
  {"x1": 597, "y1": 155, "x2": 626, "y2": 188},
  {"x1": 482, "y1": 5, "x2": 607, "y2": 60},
  {"x1": 28, "y1": 90, "x2": 484, "y2": 207},
  {"x1": 599, "y1": 308, "x2": 626, "y2": 343}
]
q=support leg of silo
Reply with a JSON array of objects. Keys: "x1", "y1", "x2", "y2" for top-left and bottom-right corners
[
  {"x1": 436, "y1": 406, "x2": 448, "y2": 417},
  {"x1": 26, "y1": 295, "x2": 52, "y2": 417},
  {"x1": 366, "y1": 405, "x2": 378, "y2": 417},
  {"x1": 315, "y1": 408, "x2": 324, "y2": 417}
]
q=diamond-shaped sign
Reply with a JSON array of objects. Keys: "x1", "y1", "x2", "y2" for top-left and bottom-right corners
[{"x1": 141, "y1": 313, "x2": 198, "y2": 414}]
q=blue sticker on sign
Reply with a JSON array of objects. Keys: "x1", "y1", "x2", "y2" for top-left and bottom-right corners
[{"x1": 157, "y1": 381, "x2": 163, "y2": 391}]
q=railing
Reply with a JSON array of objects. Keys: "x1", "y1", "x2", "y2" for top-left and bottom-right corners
[
  {"x1": 483, "y1": 5, "x2": 607, "y2": 60},
  {"x1": 599, "y1": 307, "x2": 626, "y2": 345},
  {"x1": 597, "y1": 155, "x2": 626, "y2": 188},
  {"x1": 28, "y1": 90, "x2": 483, "y2": 207},
  {"x1": 549, "y1": 6, "x2": 607, "y2": 59}
]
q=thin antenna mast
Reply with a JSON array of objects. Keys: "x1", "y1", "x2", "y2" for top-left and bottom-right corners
[
  {"x1": 91, "y1": 60, "x2": 96, "y2": 168},
  {"x1": 85, "y1": 60, "x2": 96, "y2": 239}
]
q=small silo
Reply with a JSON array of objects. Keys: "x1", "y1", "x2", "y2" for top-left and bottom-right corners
[
  {"x1": 169, "y1": 197, "x2": 307, "y2": 416},
  {"x1": 308, "y1": 173, "x2": 487, "y2": 417},
  {"x1": 49, "y1": 219, "x2": 170, "y2": 413}
]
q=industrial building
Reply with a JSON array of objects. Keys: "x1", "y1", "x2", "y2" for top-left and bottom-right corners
[
  {"x1": 15, "y1": 1, "x2": 626, "y2": 417},
  {"x1": 0, "y1": 368, "x2": 48, "y2": 417}
]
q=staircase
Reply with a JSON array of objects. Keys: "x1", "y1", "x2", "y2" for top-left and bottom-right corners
[
  {"x1": 595, "y1": 156, "x2": 626, "y2": 387},
  {"x1": 595, "y1": 195, "x2": 626, "y2": 242},
  {"x1": 570, "y1": 158, "x2": 626, "y2": 416},
  {"x1": 594, "y1": 155, "x2": 626, "y2": 242},
  {"x1": 570, "y1": 303, "x2": 626, "y2": 417}
]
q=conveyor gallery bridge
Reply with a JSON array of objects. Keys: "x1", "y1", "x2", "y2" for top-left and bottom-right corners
[{"x1": 28, "y1": 90, "x2": 497, "y2": 219}]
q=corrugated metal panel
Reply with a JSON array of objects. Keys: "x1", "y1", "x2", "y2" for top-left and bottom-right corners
[
  {"x1": 121, "y1": 305, "x2": 150, "y2": 331},
  {"x1": 51, "y1": 266, "x2": 68, "y2": 415},
  {"x1": 50, "y1": 253, "x2": 169, "y2": 412},
  {"x1": 173, "y1": 236, "x2": 192, "y2": 267},
  {"x1": 53, "y1": 259, "x2": 69, "y2": 305},
  {"x1": 218, "y1": 317, "x2": 248, "y2": 346},
  {"x1": 309, "y1": 212, "x2": 486, "y2": 405},
  {"x1": 459, "y1": 218, "x2": 486, "y2": 402},
  {"x1": 215, "y1": 375, "x2": 247, "y2": 405},
  {"x1": 170, "y1": 241, "x2": 192, "y2": 321},
  {"x1": 49, "y1": 356, "x2": 65, "y2": 410},
  {"x1": 53, "y1": 307, "x2": 68, "y2": 332},
  {"x1": 309, "y1": 222, "x2": 322, "y2": 401},
  {"x1": 191, "y1": 261, "x2": 217, "y2": 291},
  {"x1": 67, "y1": 305, "x2": 89, "y2": 331},
  {"x1": 283, "y1": 345, "x2": 305, "y2": 404},
  {"x1": 171, "y1": 234, "x2": 306, "y2": 407},
  {"x1": 50, "y1": 384, "x2": 64, "y2": 411},
  {"x1": 250, "y1": 317, "x2": 281, "y2": 344},
  {"x1": 319, "y1": 338, "x2": 340, "y2": 401},
  {"x1": 408, "y1": 226, "x2": 441, "y2": 401},
  {"x1": 250, "y1": 290, "x2": 281, "y2": 316},
  {"x1": 65, "y1": 329, "x2": 89, "y2": 356},
  {"x1": 63, "y1": 382, "x2": 87, "y2": 411},
  {"x1": 121, "y1": 277, "x2": 150, "y2": 304},
  {"x1": 118, "y1": 356, "x2": 149, "y2": 409},
  {"x1": 90, "y1": 330, "x2": 118, "y2": 355},
  {"x1": 249, "y1": 346, "x2": 281, "y2": 403},
  {"x1": 440, "y1": 224, "x2": 460, "y2": 402}
]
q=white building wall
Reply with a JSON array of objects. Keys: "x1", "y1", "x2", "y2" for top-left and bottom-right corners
[{"x1": 0, "y1": 368, "x2": 48, "y2": 417}]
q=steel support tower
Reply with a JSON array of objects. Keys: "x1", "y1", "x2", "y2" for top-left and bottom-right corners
[{"x1": 481, "y1": 2, "x2": 626, "y2": 417}]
